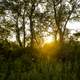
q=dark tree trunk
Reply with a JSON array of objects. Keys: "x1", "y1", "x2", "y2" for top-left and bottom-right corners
[
  {"x1": 54, "y1": 31, "x2": 57, "y2": 42},
  {"x1": 16, "y1": 15, "x2": 22, "y2": 47},
  {"x1": 29, "y1": 3, "x2": 35, "y2": 48},
  {"x1": 23, "y1": 9, "x2": 26, "y2": 48},
  {"x1": 29, "y1": 16, "x2": 34, "y2": 48},
  {"x1": 59, "y1": 30, "x2": 64, "y2": 43}
]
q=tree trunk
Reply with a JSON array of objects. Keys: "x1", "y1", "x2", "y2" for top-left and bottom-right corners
[
  {"x1": 54, "y1": 31, "x2": 57, "y2": 42},
  {"x1": 23, "y1": 9, "x2": 26, "y2": 48},
  {"x1": 29, "y1": 3, "x2": 35, "y2": 48},
  {"x1": 16, "y1": 15, "x2": 22, "y2": 47},
  {"x1": 29, "y1": 16, "x2": 34, "y2": 48},
  {"x1": 59, "y1": 30, "x2": 64, "y2": 43}
]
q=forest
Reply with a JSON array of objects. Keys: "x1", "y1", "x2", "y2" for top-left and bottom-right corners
[{"x1": 0, "y1": 0, "x2": 80, "y2": 80}]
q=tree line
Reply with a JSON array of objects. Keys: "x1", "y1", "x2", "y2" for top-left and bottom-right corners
[{"x1": 0, "y1": 0, "x2": 80, "y2": 48}]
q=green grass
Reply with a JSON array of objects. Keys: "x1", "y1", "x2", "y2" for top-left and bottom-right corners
[{"x1": 0, "y1": 42, "x2": 80, "y2": 80}]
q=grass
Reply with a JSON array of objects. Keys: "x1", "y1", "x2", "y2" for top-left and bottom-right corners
[{"x1": 0, "y1": 41, "x2": 80, "y2": 80}]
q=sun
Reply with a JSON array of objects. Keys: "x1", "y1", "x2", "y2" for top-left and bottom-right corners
[{"x1": 44, "y1": 35, "x2": 54, "y2": 44}]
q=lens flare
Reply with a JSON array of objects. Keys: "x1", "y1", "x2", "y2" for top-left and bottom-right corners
[{"x1": 44, "y1": 36, "x2": 54, "y2": 44}]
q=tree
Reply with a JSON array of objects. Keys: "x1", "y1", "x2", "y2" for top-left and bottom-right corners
[
  {"x1": 47, "y1": 0, "x2": 78, "y2": 42},
  {"x1": 0, "y1": 6, "x2": 10, "y2": 41}
]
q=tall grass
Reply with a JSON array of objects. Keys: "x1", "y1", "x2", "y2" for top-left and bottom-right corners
[{"x1": 0, "y1": 41, "x2": 80, "y2": 80}]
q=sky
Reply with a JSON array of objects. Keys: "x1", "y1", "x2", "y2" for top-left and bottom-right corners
[
  {"x1": 8, "y1": 21, "x2": 80, "y2": 42},
  {"x1": 67, "y1": 21, "x2": 80, "y2": 34},
  {"x1": 1, "y1": 0, "x2": 80, "y2": 42}
]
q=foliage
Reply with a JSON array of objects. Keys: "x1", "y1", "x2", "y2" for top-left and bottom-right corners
[
  {"x1": 0, "y1": 0, "x2": 80, "y2": 80},
  {"x1": 0, "y1": 40, "x2": 80, "y2": 80}
]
